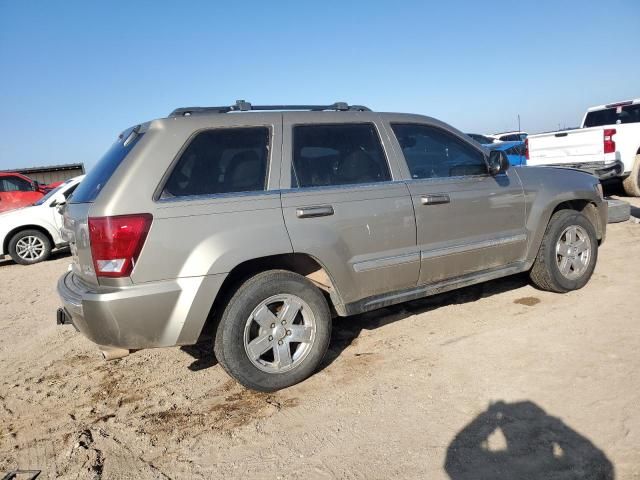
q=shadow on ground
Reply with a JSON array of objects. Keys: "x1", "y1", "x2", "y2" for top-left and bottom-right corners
[
  {"x1": 0, "y1": 248, "x2": 70, "y2": 268},
  {"x1": 320, "y1": 273, "x2": 530, "y2": 370},
  {"x1": 181, "y1": 343, "x2": 218, "y2": 371},
  {"x1": 444, "y1": 400, "x2": 614, "y2": 480},
  {"x1": 181, "y1": 273, "x2": 531, "y2": 373}
]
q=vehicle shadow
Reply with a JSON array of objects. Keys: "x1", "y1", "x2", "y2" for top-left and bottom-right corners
[
  {"x1": 180, "y1": 272, "x2": 530, "y2": 374},
  {"x1": 444, "y1": 400, "x2": 614, "y2": 480},
  {"x1": 180, "y1": 343, "x2": 218, "y2": 371},
  {"x1": 602, "y1": 181, "x2": 625, "y2": 197},
  {"x1": 321, "y1": 273, "x2": 530, "y2": 371},
  {"x1": 0, "y1": 248, "x2": 70, "y2": 268}
]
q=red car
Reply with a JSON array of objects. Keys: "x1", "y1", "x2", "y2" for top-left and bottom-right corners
[{"x1": 0, "y1": 172, "x2": 61, "y2": 213}]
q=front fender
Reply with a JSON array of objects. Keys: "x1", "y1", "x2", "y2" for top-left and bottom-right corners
[{"x1": 515, "y1": 167, "x2": 604, "y2": 267}]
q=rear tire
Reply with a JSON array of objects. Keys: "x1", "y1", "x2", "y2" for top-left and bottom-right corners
[
  {"x1": 622, "y1": 154, "x2": 640, "y2": 197},
  {"x1": 8, "y1": 229, "x2": 52, "y2": 265},
  {"x1": 214, "y1": 270, "x2": 332, "y2": 392},
  {"x1": 529, "y1": 210, "x2": 598, "y2": 293}
]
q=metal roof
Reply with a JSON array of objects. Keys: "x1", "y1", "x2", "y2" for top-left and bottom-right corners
[{"x1": 1, "y1": 163, "x2": 85, "y2": 174}]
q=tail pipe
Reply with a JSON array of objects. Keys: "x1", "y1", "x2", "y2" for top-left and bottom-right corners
[{"x1": 101, "y1": 347, "x2": 130, "y2": 361}]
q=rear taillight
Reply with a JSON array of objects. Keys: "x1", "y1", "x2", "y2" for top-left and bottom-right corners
[
  {"x1": 604, "y1": 128, "x2": 616, "y2": 154},
  {"x1": 88, "y1": 214, "x2": 152, "y2": 278},
  {"x1": 524, "y1": 138, "x2": 529, "y2": 160}
]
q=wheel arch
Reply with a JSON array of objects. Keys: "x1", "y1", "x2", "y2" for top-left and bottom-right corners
[
  {"x1": 197, "y1": 252, "x2": 345, "y2": 342},
  {"x1": 525, "y1": 195, "x2": 604, "y2": 269},
  {"x1": 550, "y1": 199, "x2": 603, "y2": 241},
  {"x1": 3, "y1": 224, "x2": 56, "y2": 255}
]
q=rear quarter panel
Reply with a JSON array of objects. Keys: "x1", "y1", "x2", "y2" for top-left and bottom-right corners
[{"x1": 87, "y1": 114, "x2": 292, "y2": 283}]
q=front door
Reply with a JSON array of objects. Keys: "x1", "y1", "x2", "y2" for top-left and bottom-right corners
[
  {"x1": 387, "y1": 122, "x2": 527, "y2": 285},
  {"x1": 0, "y1": 175, "x2": 41, "y2": 212},
  {"x1": 280, "y1": 115, "x2": 419, "y2": 306}
]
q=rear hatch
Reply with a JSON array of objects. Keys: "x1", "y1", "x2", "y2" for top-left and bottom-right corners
[
  {"x1": 62, "y1": 126, "x2": 144, "y2": 286},
  {"x1": 527, "y1": 127, "x2": 604, "y2": 166}
]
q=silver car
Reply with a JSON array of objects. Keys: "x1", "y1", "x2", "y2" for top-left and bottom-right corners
[{"x1": 57, "y1": 101, "x2": 607, "y2": 391}]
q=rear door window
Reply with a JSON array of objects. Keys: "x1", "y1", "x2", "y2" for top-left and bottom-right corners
[
  {"x1": 71, "y1": 127, "x2": 143, "y2": 203},
  {"x1": 292, "y1": 123, "x2": 390, "y2": 188},
  {"x1": 584, "y1": 104, "x2": 640, "y2": 127},
  {"x1": 391, "y1": 124, "x2": 487, "y2": 179},
  {"x1": 162, "y1": 127, "x2": 270, "y2": 198}
]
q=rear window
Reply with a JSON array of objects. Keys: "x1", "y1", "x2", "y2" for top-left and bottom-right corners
[
  {"x1": 162, "y1": 127, "x2": 269, "y2": 198},
  {"x1": 499, "y1": 134, "x2": 526, "y2": 142},
  {"x1": 584, "y1": 104, "x2": 640, "y2": 127},
  {"x1": 70, "y1": 127, "x2": 143, "y2": 203}
]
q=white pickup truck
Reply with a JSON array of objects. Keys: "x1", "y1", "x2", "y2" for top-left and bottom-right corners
[{"x1": 526, "y1": 99, "x2": 640, "y2": 196}]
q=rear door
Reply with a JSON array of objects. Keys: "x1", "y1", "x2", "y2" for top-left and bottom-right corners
[
  {"x1": 386, "y1": 121, "x2": 527, "y2": 285},
  {"x1": 280, "y1": 113, "x2": 419, "y2": 306}
]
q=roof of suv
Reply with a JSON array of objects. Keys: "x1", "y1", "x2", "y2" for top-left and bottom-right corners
[
  {"x1": 162, "y1": 100, "x2": 458, "y2": 131},
  {"x1": 168, "y1": 100, "x2": 372, "y2": 118}
]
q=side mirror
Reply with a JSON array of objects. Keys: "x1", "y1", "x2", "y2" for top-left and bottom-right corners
[
  {"x1": 487, "y1": 150, "x2": 510, "y2": 176},
  {"x1": 32, "y1": 180, "x2": 40, "y2": 192}
]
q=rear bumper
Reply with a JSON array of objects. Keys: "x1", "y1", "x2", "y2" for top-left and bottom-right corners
[{"x1": 56, "y1": 271, "x2": 226, "y2": 350}]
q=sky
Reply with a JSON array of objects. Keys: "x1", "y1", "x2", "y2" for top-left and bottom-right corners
[{"x1": 1, "y1": 0, "x2": 639, "y2": 170}]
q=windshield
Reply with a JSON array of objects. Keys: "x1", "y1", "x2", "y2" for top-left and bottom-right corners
[
  {"x1": 33, "y1": 181, "x2": 70, "y2": 206},
  {"x1": 584, "y1": 104, "x2": 640, "y2": 127}
]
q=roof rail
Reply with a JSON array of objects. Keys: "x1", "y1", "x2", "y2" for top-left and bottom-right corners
[{"x1": 169, "y1": 100, "x2": 371, "y2": 117}]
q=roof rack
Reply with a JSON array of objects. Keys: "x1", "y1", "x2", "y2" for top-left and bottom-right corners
[{"x1": 169, "y1": 100, "x2": 371, "y2": 117}]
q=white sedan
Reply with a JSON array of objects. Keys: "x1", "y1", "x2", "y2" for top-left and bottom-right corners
[{"x1": 0, "y1": 175, "x2": 84, "y2": 265}]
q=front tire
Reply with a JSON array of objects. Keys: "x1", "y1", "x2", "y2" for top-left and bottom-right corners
[
  {"x1": 622, "y1": 154, "x2": 640, "y2": 197},
  {"x1": 8, "y1": 229, "x2": 52, "y2": 265},
  {"x1": 529, "y1": 210, "x2": 598, "y2": 293},
  {"x1": 214, "y1": 270, "x2": 332, "y2": 392}
]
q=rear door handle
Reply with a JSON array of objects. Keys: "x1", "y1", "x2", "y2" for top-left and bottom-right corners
[
  {"x1": 420, "y1": 194, "x2": 450, "y2": 205},
  {"x1": 296, "y1": 205, "x2": 334, "y2": 218}
]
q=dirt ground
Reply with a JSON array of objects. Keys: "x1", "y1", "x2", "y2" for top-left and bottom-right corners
[{"x1": 1, "y1": 197, "x2": 639, "y2": 480}]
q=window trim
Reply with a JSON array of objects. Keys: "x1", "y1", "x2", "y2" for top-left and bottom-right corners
[
  {"x1": 389, "y1": 122, "x2": 491, "y2": 182},
  {"x1": 154, "y1": 125, "x2": 274, "y2": 202},
  {"x1": 289, "y1": 121, "x2": 393, "y2": 190}
]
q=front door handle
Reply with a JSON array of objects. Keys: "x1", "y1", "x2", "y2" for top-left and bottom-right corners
[
  {"x1": 420, "y1": 194, "x2": 450, "y2": 205},
  {"x1": 296, "y1": 205, "x2": 334, "y2": 218}
]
